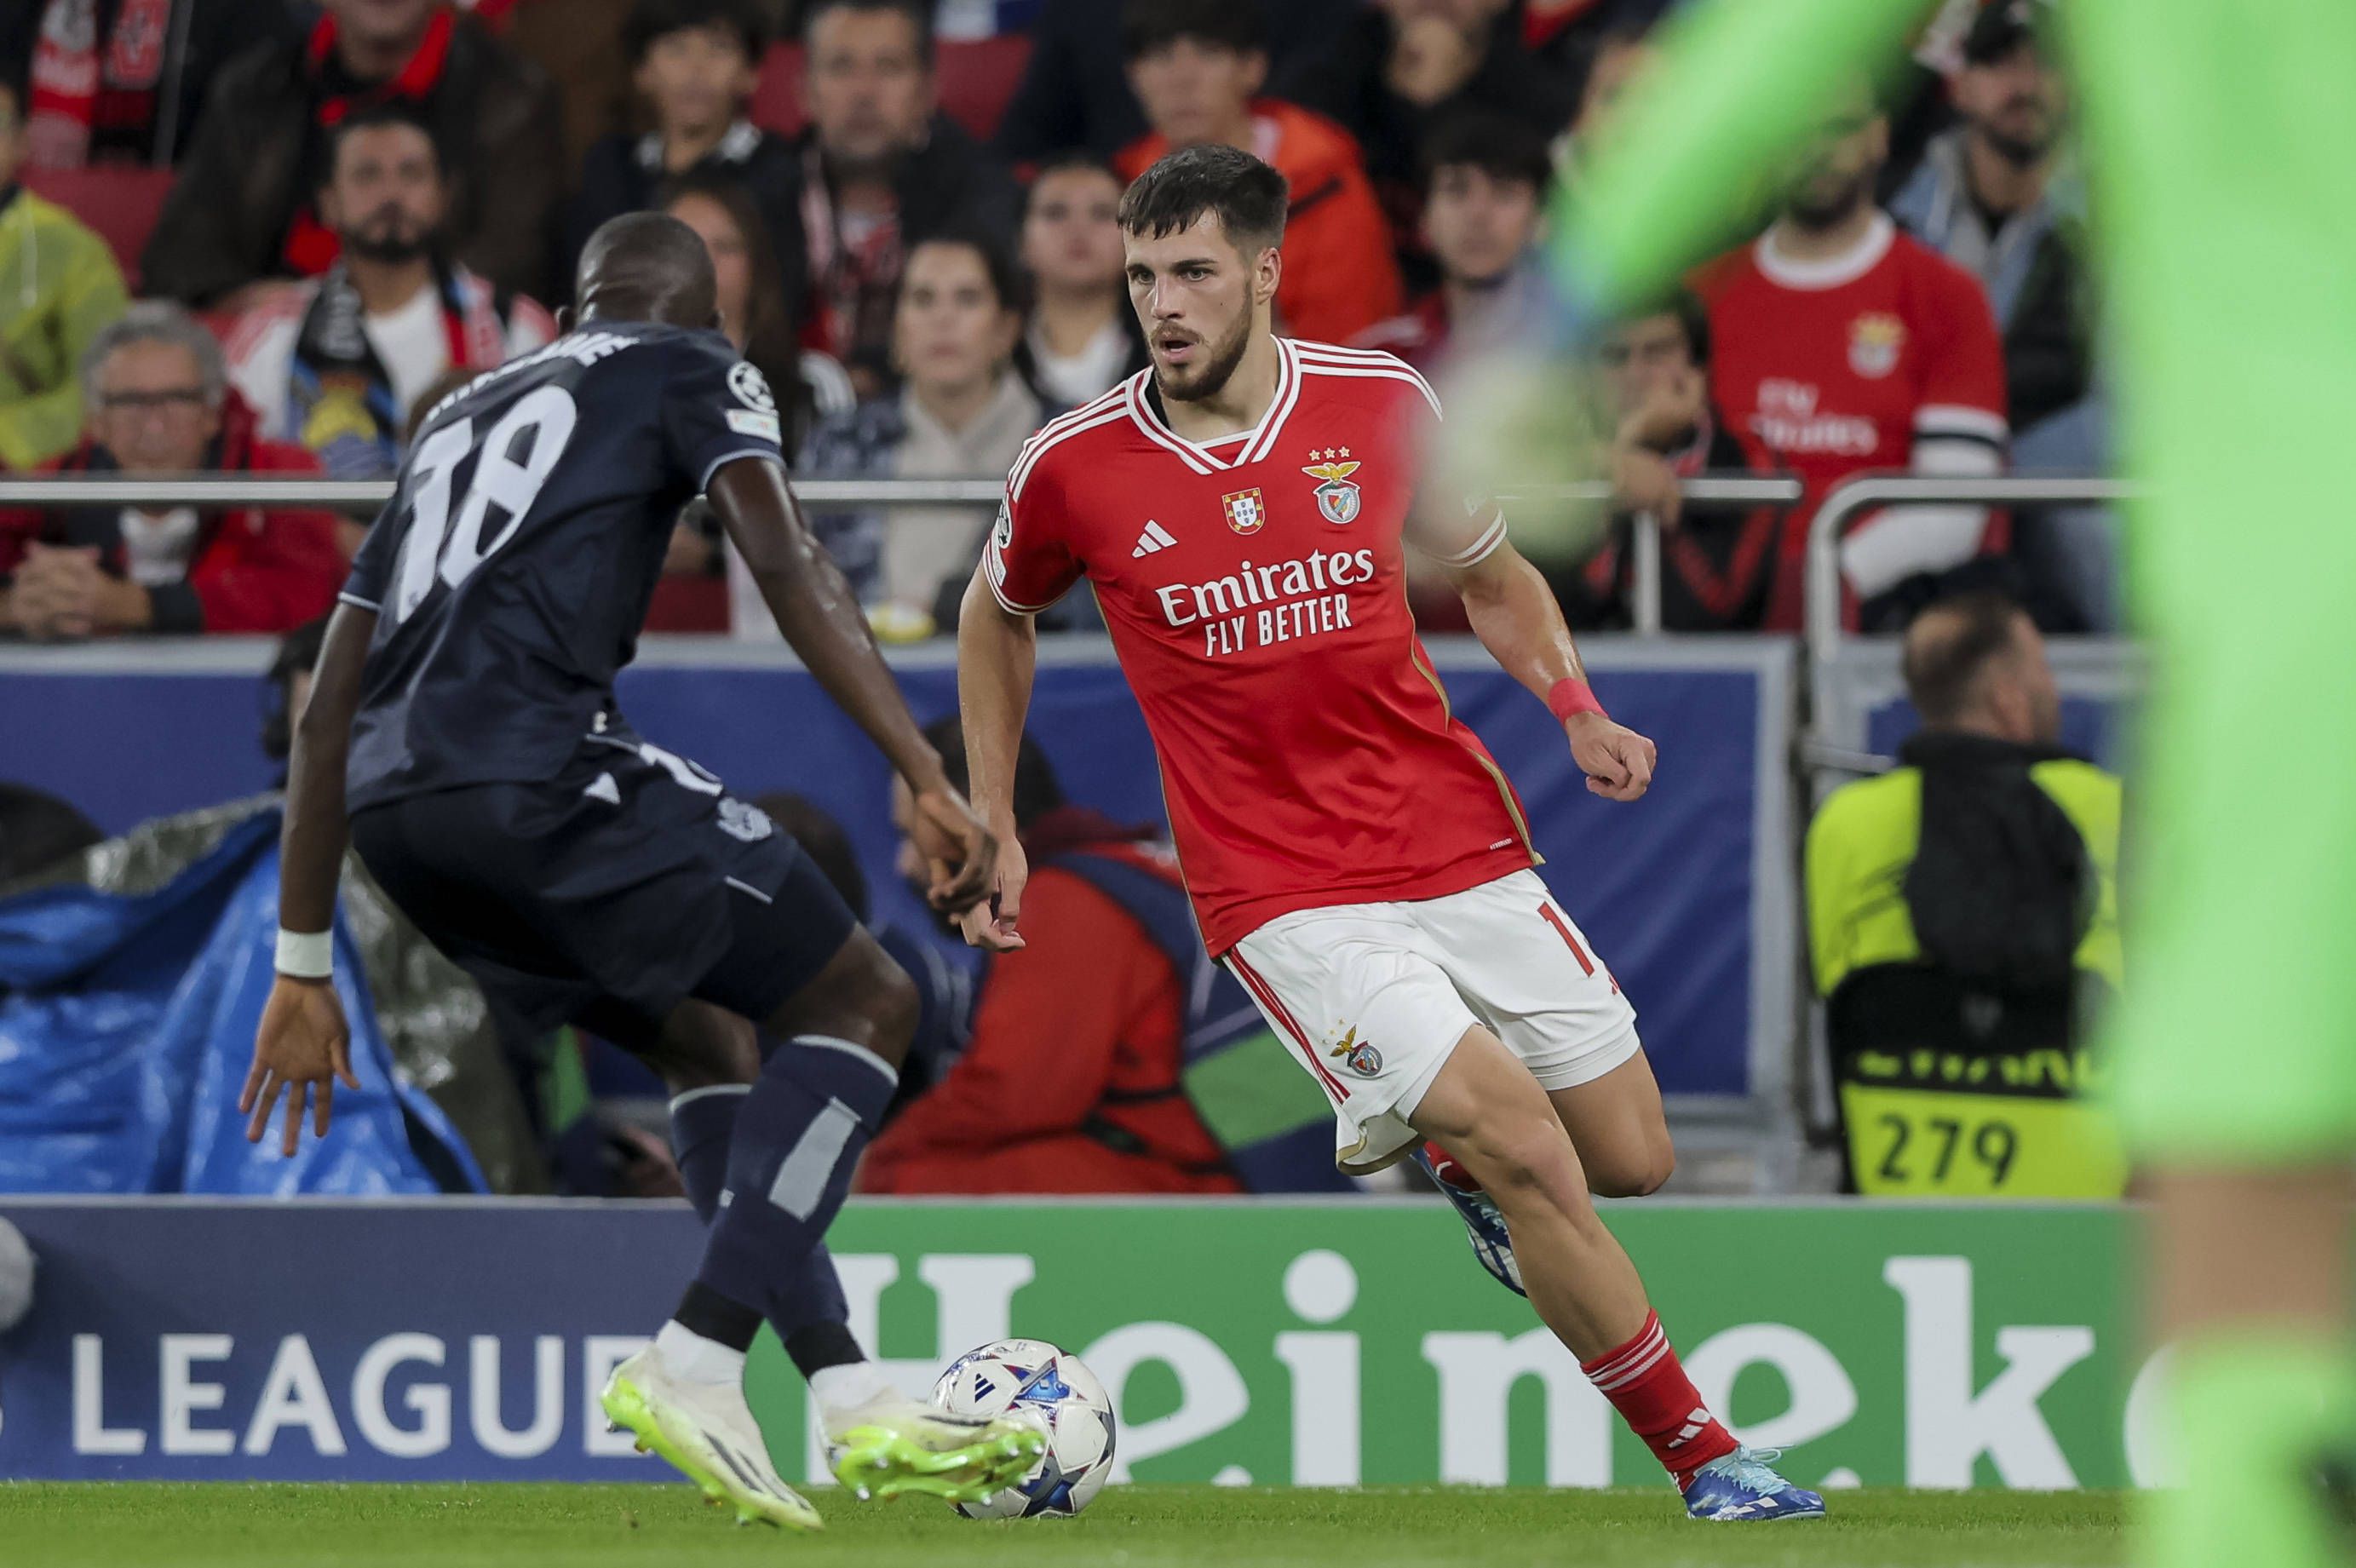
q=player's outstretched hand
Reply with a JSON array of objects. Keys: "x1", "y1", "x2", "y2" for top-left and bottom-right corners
[
  {"x1": 241, "y1": 975, "x2": 359, "y2": 1157},
  {"x1": 909, "y1": 783, "x2": 998, "y2": 914},
  {"x1": 1566, "y1": 713, "x2": 1658, "y2": 802},
  {"x1": 958, "y1": 835, "x2": 1030, "y2": 953}
]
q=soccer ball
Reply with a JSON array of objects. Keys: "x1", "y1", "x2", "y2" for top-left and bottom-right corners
[{"x1": 932, "y1": 1339, "x2": 1116, "y2": 1519}]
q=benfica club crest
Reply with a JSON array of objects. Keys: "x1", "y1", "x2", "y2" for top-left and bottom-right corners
[
  {"x1": 1848, "y1": 313, "x2": 1905, "y2": 379},
  {"x1": 1328, "y1": 1026, "x2": 1382, "y2": 1077},
  {"x1": 1302, "y1": 447, "x2": 1362, "y2": 525},
  {"x1": 1221, "y1": 487, "x2": 1267, "y2": 535}
]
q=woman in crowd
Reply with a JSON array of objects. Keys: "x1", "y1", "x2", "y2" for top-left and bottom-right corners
[
  {"x1": 1015, "y1": 156, "x2": 1146, "y2": 407},
  {"x1": 788, "y1": 232, "x2": 1064, "y2": 641}
]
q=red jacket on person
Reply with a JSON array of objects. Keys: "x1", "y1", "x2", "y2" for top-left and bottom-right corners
[
  {"x1": 859, "y1": 810, "x2": 1242, "y2": 1196},
  {"x1": 0, "y1": 388, "x2": 345, "y2": 635}
]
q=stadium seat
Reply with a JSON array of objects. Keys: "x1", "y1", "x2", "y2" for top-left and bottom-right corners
[
  {"x1": 20, "y1": 166, "x2": 176, "y2": 291},
  {"x1": 750, "y1": 36, "x2": 1032, "y2": 143}
]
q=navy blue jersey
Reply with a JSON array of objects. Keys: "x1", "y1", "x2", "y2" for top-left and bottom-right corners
[{"x1": 341, "y1": 323, "x2": 784, "y2": 813}]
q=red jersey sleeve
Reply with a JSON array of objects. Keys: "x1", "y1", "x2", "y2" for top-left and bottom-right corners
[
  {"x1": 980, "y1": 434, "x2": 1083, "y2": 614},
  {"x1": 1910, "y1": 255, "x2": 2009, "y2": 447},
  {"x1": 1391, "y1": 367, "x2": 1507, "y2": 569}
]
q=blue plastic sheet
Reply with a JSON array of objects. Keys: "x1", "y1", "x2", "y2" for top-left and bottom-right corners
[{"x1": 0, "y1": 812, "x2": 482, "y2": 1195}]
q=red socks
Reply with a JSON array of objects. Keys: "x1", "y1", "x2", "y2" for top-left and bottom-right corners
[{"x1": 1582, "y1": 1310, "x2": 1739, "y2": 1486}]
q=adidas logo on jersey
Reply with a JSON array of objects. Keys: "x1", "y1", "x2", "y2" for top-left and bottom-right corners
[{"x1": 1132, "y1": 520, "x2": 1178, "y2": 558}]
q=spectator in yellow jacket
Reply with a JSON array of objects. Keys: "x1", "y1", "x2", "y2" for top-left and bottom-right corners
[{"x1": 0, "y1": 69, "x2": 130, "y2": 470}]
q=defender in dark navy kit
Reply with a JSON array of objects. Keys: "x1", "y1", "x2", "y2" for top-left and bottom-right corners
[{"x1": 239, "y1": 214, "x2": 1043, "y2": 1528}]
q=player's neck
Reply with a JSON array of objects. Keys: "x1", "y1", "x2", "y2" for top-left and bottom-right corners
[
  {"x1": 1159, "y1": 329, "x2": 1280, "y2": 445},
  {"x1": 348, "y1": 254, "x2": 434, "y2": 317},
  {"x1": 1768, "y1": 202, "x2": 1879, "y2": 263},
  {"x1": 1035, "y1": 287, "x2": 1122, "y2": 357}
]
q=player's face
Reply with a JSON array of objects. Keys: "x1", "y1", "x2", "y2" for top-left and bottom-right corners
[
  {"x1": 324, "y1": 123, "x2": 444, "y2": 263},
  {"x1": 1597, "y1": 314, "x2": 1695, "y2": 420},
  {"x1": 1423, "y1": 165, "x2": 1541, "y2": 289},
  {"x1": 1783, "y1": 100, "x2": 1887, "y2": 229},
  {"x1": 1125, "y1": 38, "x2": 1266, "y2": 151},
  {"x1": 1955, "y1": 43, "x2": 2064, "y2": 164},
  {"x1": 894, "y1": 241, "x2": 1020, "y2": 397},
  {"x1": 1125, "y1": 214, "x2": 1273, "y2": 404},
  {"x1": 90, "y1": 342, "x2": 222, "y2": 474},
  {"x1": 1022, "y1": 166, "x2": 1127, "y2": 296},
  {"x1": 635, "y1": 24, "x2": 756, "y2": 138},
  {"x1": 806, "y1": 9, "x2": 934, "y2": 168}
]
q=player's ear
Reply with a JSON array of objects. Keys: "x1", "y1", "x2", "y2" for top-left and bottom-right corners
[{"x1": 1256, "y1": 244, "x2": 1283, "y2": 309}]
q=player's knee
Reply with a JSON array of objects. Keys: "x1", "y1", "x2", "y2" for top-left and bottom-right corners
[
  {"x1": 771, "y1": 930, "x2": 919, "y2": 1071},
  {"x1": 1589, "y1": 1141, "x2": 1675, "y2": 1199},
  {"x1": 651, "y1": 1003, "x2": 759, "y2": 1090},
  {"x1": 1462, "y1": 1114, "x2": 1587, "y2": 1215}
]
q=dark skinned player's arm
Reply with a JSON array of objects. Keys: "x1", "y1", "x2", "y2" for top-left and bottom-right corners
[
  {"x1": 705, "y1": 456, "x2": 994, "y2": 910},
  {"x1": 279, "y1": 600, "x2": 376, "y2": 939}
]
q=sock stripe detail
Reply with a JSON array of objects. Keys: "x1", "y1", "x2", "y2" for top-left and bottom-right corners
[
  {"x1": 767, "y1": 1097, "x2": 860, "y2": 1220},
  {"x1": 794, "y1": 1034, "x2": 899, "y2": 1086},
  {"x1": 1593, "y1": 1336, "x2": 1674, "y2": 1393},
  {"x1": 1583, "y1": 1313, "x2": 1666, "y2": 1381},
  {"x1": 669, "y1": 1083, "x2": 753, "y2": 1114}
]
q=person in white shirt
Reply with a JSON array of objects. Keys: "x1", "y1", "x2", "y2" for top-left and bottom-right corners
[
  {"x1": 1014, "y1": 156, "x2": 1144, "y2": 407},
  {"x1": 224, "y1": 103, "x2": 555, "y2": 484}
]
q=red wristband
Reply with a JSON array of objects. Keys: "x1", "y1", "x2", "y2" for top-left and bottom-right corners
[{"x1": 1548, "y1": 678, "x2": 1606, "y2": 723}]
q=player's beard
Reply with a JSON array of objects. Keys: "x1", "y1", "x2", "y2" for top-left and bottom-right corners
[
  {"x1": 1152, "y1": 308, "x2": 1255, "y2": 405},
  {"x1": 343, "y1": 206, "x2": 434, "y2": 266},
  {"x1": 1784, "y1": 167, "x2": 1875, "y2": 232}
]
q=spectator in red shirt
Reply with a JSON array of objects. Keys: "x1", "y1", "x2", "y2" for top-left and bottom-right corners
[
  {"x1": 1351, "y1": 111, "x2": 1555, "y2": 378},
  {"x1": 6, "y1": 0, "x2": 299, "y2": 169},
  {"x1": 1112, "y1": 0, "x2": 1403, "y2": 347},
  {"x1": 860, "y1": 718, "x2": 1240, "y2": 1196},
  {"x1": 1696, "y1": 82, "x2": 2008, "y2": 632},
  {"x1": 0, "y1": 302, "x2": 342, "y2": 640}
]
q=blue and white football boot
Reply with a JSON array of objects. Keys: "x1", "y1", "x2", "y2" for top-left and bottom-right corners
[
  {"x1": 1680, "y1": 1446, "x2": 1827, "y2": 1521},
  {"x1": 1412, "y1": 1140, "x2": 1525, "y2": 1297}
]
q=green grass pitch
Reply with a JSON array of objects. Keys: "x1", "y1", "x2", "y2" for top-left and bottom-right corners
[{"x1": 0, "y1": 1483, "x2": 2125, "y2": 1567}]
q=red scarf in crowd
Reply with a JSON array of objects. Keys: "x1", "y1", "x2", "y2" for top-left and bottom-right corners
[
  {"x1": 25, "y1": 0, "x2": 176, "y2": 169},
  {"x1": 279, "y1": 7, "x2": 457, "y2": 277}
]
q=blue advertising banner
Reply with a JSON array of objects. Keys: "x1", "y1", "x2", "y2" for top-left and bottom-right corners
[{"x1": 0, "y1": 639, "x2": 1791, "y2": 1101}]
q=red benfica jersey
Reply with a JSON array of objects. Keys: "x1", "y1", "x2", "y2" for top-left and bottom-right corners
[
  {"x1": 984, "y1": 338, "x2": 1537, "y2": 955},
  {"x1": 1698, "y1": 213, "x2": 2007, "y2": 629}
]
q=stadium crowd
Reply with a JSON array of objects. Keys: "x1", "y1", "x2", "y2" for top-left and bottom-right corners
[
  {"x1": 0, "y1": 0, "x2": 2104, "y2": 640},
  {"x1": 0, "y1": 0, "x2": 2123, "y2": 1200}
]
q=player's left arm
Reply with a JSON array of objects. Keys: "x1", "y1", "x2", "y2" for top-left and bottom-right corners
[
  {"x1": 242, "y1": 600, "x2": 371, "y2": 1157},
  {"x1": 707, "y1": 457, "x2": 996, "y2": 913},
  {"x1": 1445, "y1": 538, "x2": 1657, "y2": 802}
]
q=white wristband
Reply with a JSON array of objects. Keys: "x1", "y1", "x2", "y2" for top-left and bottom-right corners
[{"x1": 275, "y1": 928, "x2": 334, "y2": 979}]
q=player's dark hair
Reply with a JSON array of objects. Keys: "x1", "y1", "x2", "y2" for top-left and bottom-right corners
[
  {"x1": 803, "y1": 0, "x2": 934, "y2": 67},
  {"x1": 624, "y1": 0, "x2": 767, "y2": 64},
  {"x1": 578, "y1": 210, "x2": 721, "y2": 326},
  {"x1": 1118, "y1": 144, "x2": 1289, "y2": 258},
  {"x1": 900, "y1": 228, "x2": 1032, "y2": 319},
  {"x1": 922, "y1": 715, "x2": 1064, "y2": 832},
  {"x1": 1120, "y1": 0, "x2": 1265, "y2": 61},
  {"x1": 750, "y1": 793, "x2": 869, "y2": 919},
  {"x1": 1420, "y1": 110, "x2": 1555, "y2": 200},
  {"x1": 325, "y1": 102, "x2": 443, "y2": 187},
  {"x1": 1903, "y1": 590, "x2": 2030, "y2": 727},
  {"x1": 1612, "y1": 287, "x2": 1712, "y2": 368}
]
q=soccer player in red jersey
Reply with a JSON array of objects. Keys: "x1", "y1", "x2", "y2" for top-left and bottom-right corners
[{"x1": 955, "y1": 145, "x2": 1823, "y2": 1522}]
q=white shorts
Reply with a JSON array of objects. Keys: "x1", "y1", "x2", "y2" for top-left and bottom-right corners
[{"x1": 1224, "y1": 870, "x2": 1642, "y2": 1174}]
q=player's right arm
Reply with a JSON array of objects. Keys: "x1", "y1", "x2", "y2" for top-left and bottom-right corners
[
  {"x1": 243, "y1": 598, "x2": 371, "y2": 1157},
  {"x1": 953, "y1": 450, "x2": 1086, "y2": 953}
]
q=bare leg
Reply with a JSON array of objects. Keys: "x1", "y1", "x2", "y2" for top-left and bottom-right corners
[
  {"x1": 1410, "y1": 1024, "x2": 1650, "y2": 1357},
  {"x1": 1547, "y1": 1052, "x2": 1675, "y2": 1198},
  {"x1": 2149, "y1": 1166, "x2": 2353, "y2": 1341}
]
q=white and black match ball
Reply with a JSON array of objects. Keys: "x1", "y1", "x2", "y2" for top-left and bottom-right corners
[{"x1": 932, "y1": 1339, "x2": 1116, "y2": 1519}]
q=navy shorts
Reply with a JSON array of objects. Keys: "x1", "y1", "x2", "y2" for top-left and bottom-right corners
[{"x1": 350, "y1": 737, "x2": 856, "y2": 1050}]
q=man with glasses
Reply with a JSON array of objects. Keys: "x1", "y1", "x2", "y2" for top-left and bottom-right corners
[
  {"x1": 0, "y1": 57, "x2": 130, "y2": 471},
  {"x1": 1695, "y1": 81, "x2": 2008, "y2": 632},
  {"x1": 0, "y1": 302, "x2": 342, "y2": 640}
]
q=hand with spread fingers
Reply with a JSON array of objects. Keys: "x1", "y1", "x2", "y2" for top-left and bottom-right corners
[{"x1": 241, "y1": 974, "x2": 360, "y2": 1157}]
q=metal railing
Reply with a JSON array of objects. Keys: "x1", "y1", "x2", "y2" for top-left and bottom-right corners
[
  {"x1": 1802, "y1": 473, "x2": 2137, "y2": 670},
  {"x1": 0, "y1": 472, "x2": 1806, "y2": 636}
]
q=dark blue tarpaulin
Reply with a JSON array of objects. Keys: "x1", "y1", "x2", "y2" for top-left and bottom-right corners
[{"x1": 0, "y1": 812, "x2": 482, "y2": 1195}]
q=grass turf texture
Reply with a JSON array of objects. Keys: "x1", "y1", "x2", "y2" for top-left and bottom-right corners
[{"x1": 0, "y1": 1483, "x2": 2124, "y2": 1567}]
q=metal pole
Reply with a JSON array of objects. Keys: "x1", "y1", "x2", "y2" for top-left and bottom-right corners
[{"x1": 1630, "y1": 512, "x2": 1664, "y2": 635}]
